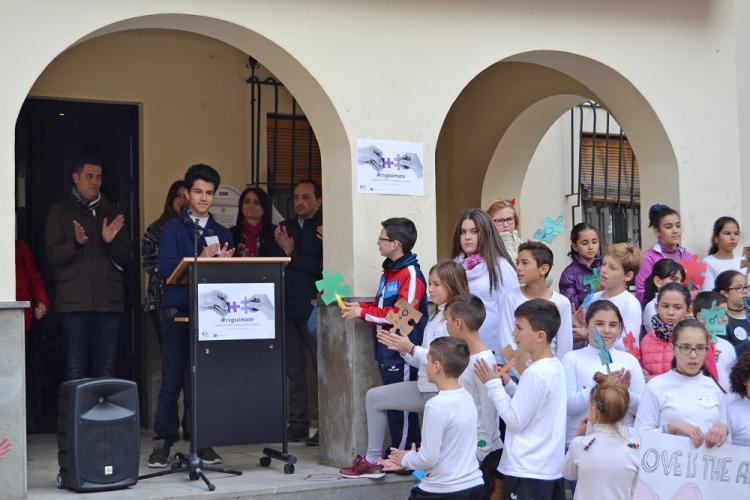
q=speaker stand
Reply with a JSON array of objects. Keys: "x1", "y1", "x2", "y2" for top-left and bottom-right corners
[{"x1": 138, "y1": 452, "x2": 241, "y2": 491}]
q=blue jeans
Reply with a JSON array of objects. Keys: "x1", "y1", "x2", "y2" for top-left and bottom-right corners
[
  {"x1": 60, "y1": 312, "x2": 120, "y2": 381},
  {"x1": 154, "y1": 308, "x2": 190, "y2": 446}
]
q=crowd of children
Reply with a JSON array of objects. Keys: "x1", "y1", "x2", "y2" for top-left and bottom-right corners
[{"x1": 336, "y1": 202, "x2": 750, "y2": 500}]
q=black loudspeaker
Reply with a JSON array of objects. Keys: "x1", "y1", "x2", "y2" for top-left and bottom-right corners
[{"x1": 56, "y1": 378, "x2": 140, "y2": 492}]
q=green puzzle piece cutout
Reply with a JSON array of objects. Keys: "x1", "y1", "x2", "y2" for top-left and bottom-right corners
[
  {"x1": 315, "y1": 270, "x2": 353, "y2": 305},
  {"x1": 700, "y1": 300, "x2": 727, "y2": 343},
  {"x1": 593, "y1": 328, "x2": 612, "y2": 373}
]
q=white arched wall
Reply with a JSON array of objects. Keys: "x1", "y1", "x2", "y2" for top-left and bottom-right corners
[
  {"x1": 4, "y1": 13, "x2": 351, "y2": 298},
  {"x1": 438, "y1": 50, "x2": 681, "y2": 258}
]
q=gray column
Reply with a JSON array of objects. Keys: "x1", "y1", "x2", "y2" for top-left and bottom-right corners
[
  {"x1": 316, "y1": 300, "x2": 383, "y2": 467},
  {"x1": 0, "y1": 302, "x2": 29, "y2": 499}
]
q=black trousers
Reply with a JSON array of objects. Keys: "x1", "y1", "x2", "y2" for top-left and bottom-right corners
[
  {"x1": 285, "y1": 318, "x2": 317, "y2": 427},
  {"x1": 502, "y1": 476, "x2": 565, "y2": 500},
  {"x1": 409, "y1": 484, "x2": 486, "y2": 500}
]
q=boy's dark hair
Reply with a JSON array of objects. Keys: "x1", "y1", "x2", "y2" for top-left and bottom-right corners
[
  {"x1": 73, "y1": 155, "x2": 104, "y2": 173},
  {"x1": 514, "y1": 298, "x2": 561, "y2": 344},
  {"x1": 184, "y1": 163, "x2": 221, "y2": 190},
  {"x1": 692, "y1": 291, "x2": 727, "y2": 319},
  {"x1": 381, "y1": 217, "x2": 418, "y2": 254},
  {"x1": 518, "y1": 241, "x2": 554, "y2": 277},
  {"x1": 429, "y1": 337, "x2": 470, "y2": 378},
  {"x1": 445, "y1": 294, "x2": 486, "y2": 332},
  {"x1": 714, "y1": 269, "x2": 744, "y2": 293},
  {"x1": 294, "y1": 179, "x2": 322, "y2": 199}
]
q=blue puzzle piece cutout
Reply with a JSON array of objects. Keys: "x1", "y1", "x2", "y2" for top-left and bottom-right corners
[{"x1": 532, "y1": 216, "x2": 565, "y2": 244}]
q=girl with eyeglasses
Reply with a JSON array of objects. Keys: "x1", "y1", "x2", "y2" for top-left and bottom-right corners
[
  {"x1": 635, "y1": 319, "x2": 729, "y2": 448},
  {"x1": 484, "y1": 199, "x2": 523, "y2": 263},
  {"x1": 637, "y1": 282, "x2": 691, "y2": 381},
  {"x1": 714, "y1": 270, "x2": 750, "y2": 353},
  {"x1": 703, "y1": 216, "x2": 744, "y2": 291}
]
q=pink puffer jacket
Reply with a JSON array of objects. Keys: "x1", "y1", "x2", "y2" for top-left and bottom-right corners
[{"x1": 638, "y1": 331, "x2": 673, "y2": 376}]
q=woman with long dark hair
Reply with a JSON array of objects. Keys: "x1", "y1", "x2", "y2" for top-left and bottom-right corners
[
  {"x1": 230, "y1": 187, "x2": 277, "y2": 257},
  {"x1": 449, "y1": 208, "x2": 518, "y2": 361},
  {"x1": 142, "y1": 179, "x2": 187, "y2": 344}
]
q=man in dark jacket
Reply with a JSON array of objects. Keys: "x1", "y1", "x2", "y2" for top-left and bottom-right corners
[
  {"x1": 274, "y1": 180, "x2": 323, "y2": 442},
  {"x1": 45, "y1": 158, "x2": 130, "y2": 381}
]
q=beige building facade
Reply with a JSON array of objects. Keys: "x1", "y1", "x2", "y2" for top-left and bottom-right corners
[{"x1": 1, "y1": 1, "x2": 749, "y2": 497}]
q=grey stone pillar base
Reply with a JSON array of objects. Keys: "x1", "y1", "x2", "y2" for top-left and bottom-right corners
[
  {"x1": 316, "y1": 299, "x2": 383, "y2": 468},
  {"x1": 0, "y1": 301, "x2": 29, "y2": 499}
]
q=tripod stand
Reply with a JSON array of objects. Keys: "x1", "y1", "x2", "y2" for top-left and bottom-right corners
[{"x1": 139, "y1": 216, "x2": 242, "y2": 491}]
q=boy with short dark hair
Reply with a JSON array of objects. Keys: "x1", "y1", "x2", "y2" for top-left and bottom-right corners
[
  {"x1": 343, "y1": 217, "x2": 428, "y2": 455},
  {"x1": 476, "y1": 299, "x2": 567, "y2": 500},
  {"x1": 498, "y1": 241, "x2": 572, "y2": 363},
  {"x1": 148, "y1": 163, "x2": 234, "y2": 468},
  {"x1": 384, "y1": 337, "x2": 485, "y2": 499},
  {"x1": 444, "y1": 294, "x2": 503, "y2": 496}
]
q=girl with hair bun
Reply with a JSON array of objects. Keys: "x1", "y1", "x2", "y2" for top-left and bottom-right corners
[
  {"x1": 563, "y1": 371, "x2": 640, "y2": 500},
  {"x1": 635, "y1": 204, "x2": 696, "y2": 304}
]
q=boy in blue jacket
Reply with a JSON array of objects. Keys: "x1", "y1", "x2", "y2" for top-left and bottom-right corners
[
  {"x1": 343, "y1": 218, "x2": 428, "y2": 459},
  {"x1": 148, "y1": 164, "x2": 234, "y2": 468}
]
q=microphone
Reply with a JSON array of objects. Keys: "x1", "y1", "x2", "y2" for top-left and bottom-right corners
[{"x1": 181, "y1": 207, "x2": 215, "y2": 236}]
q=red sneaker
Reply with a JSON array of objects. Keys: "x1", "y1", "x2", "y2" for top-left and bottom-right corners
[{"x1": 339, "y1": 455, "x2": 386, "y2": 479}]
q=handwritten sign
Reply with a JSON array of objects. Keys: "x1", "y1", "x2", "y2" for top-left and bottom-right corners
[{"x1": 634, "y1": 430, "x2": 750, "y2": 499}]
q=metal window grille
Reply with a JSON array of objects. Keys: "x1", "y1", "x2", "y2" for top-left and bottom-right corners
[
  {"x1": 248, "y1": 58, "x2": 322, "y2": 219},
  {"x1": 569, "y1": 102, "x2": 641, "y2": 249}
]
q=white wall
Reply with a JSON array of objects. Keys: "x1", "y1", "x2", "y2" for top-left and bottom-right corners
[{"x1": 0, "y1": 0, "x2": 746, "y2": 299}]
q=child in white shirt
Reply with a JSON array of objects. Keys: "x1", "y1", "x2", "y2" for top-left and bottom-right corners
[
  {"x1": 563, "y1": 372, "x2": 640, "y2": 500},
  {"x1": 702, "y1": 216, "x2": 744, "y2": 292},
  {"x1": 340, "y1": 260, "x2": 468, "y2": 479},
  {"x1": 476, "y1": 298, "x2": 567, "y2": 500},
  {"x1": 562, "y1": 300, "x2": 644, "y2": 446},
  {"x1": 498, "y1": 242, "x2": 573, "y2": 363},
  {"x1": 444, "y1": 294, "x2": 504, "y2": 496},
  {"x1": 589, "y1": 243, "x2": 642, "y2": 353},
  {"x1": 635, "y1": 319, "x2": 729, "y2": 448},
  {"x1": 384, "y1": 337, "x2": 484, "y2": 499}
]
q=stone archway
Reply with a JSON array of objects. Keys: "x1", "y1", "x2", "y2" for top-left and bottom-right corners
[
  {"x1": 4, "y1": 13, "x2": 350, "y2": 497},
  {"x1": 435, "y1": 50, "x2": 678, "y2": 258}
]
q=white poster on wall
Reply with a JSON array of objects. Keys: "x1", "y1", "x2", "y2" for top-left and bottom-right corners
[
  {"x1": 197, "y1": 282, "x2": 275, "y2": 341},
  {"x1": 208, "y1": 185, "x2": 240, "y2": 228},
  {"x1": 634, "y1": 430, "x2": 750, "y2": 499},
  {"x1": 356, "y1": 138, "x2": 424, "y2": 196}
]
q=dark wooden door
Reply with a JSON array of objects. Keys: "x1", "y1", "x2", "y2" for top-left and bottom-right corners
[{"x1": 15, "y1": 98, "x2": 141, "y2": 431}]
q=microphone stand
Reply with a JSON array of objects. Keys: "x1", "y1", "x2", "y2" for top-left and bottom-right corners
[{"x1": 139, "y1": 216, "x2": 241, "y2": 491}]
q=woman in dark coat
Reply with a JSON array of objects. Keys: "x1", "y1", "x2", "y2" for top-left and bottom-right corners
[{"x1": 230, "y1": 187, "x2": 277, "y2": 257}]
